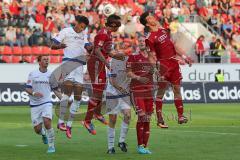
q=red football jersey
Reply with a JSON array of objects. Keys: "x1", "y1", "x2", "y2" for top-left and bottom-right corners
[
  {"x1": 93, "y1": 28, "x2": 113, "y2": 59},
  {"x1": 145, "y1": 28, "x2": 177, "y2": 60},
  {"x1": 127, "y1": 53, "x2": 153, "y2": 90}
]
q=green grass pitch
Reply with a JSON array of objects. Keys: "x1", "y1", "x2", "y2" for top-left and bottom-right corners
[{"x1": 0, "y1": 103, "x2": 240, "y2": 160}]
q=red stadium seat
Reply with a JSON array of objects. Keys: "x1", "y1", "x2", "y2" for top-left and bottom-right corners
[
  {"x1": 31, "y1": 56, "x2": 37, "y2": 63},
  {"x1": 59, "y1": 49, "x2": 64, "y2": 55},
  {"x1": 24, "y1": 56, "x2": 31, "y2": 63},
  {"x1": 42, "y1": 46, "x2": 51, "y2": 55},
  {"x1": 2, "y1": 46, "x2": 12, "y2": 55},
  {"x1": 22, "y1": 46, "x2": 32, "y2": 55},
  {"x1": 12, "y1": 56, "x2": 21, "y2": 63},
  {"x1": 12, "y1": 46, "x2": 23, "y2": 55},
  {"x1": 32, "y1": 46, "x2": 43, "y2": 55},
  {"x1": 59, "y1": 56, "x2": 63, "y2": 63},
  {"x1": 50, "y1": 56, "x2": 60, "y2": 63},
  {"x1": 50, "y1": 49, "x2": 60, "y2": 55},
  {"x1": 2, "y1": 55, "x2": 11, "y2": 63}
]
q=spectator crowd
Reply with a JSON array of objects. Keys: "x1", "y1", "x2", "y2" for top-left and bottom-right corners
[{"x1": 0, "y1": 0, "x2": 239, "y2": 63}]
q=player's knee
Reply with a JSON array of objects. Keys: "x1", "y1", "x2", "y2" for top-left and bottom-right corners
[
  {"x1": 109, "y1": 117, "x2": 117, "y2": 127},
  {"x1": 123, "y1": 113, "x2": 131, "y2": 124},
  {"x1": 34, "y1": 125, "x2": 42, "y2": 134},
  {"x1": 43, "y1": 118, "x2": 52, "y2": 129}
]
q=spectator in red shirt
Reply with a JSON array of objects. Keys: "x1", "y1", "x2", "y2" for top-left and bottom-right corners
[
  {"x1": 9, "y1": 0, "x2": 21, "y2": 18},
  {"x1": 195, "y1": 35, "x2": 205, "y2": 63},
  {"x1": 35, "y1": 11, "x2": 45, "y2": 24},
  {"x1": 43, "y1": 17, "x2": 55, "y2": 39}
]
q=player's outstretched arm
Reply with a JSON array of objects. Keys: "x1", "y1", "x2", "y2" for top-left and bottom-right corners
[
  {"x1": 25, "y1": 88, "x2": 43, "y2": 98},
  {"x1": 109, "y1": 76, "x2": 128, "y2": 94},
  {"x1": 126, "y1": 68, "x2": 149, "y2": 84},
  {"x1": 174, "y1": 44, "x2": 193, "y2": 67},
  {"x1": 109, "y1": 52, "x2": 125, "y2": 61},
  {"x1": 95, "y1": 47, "x2": 110, "y2": 68},
  {"x1": 50, "y1": 40, "x2": 67, "y2": 50}
]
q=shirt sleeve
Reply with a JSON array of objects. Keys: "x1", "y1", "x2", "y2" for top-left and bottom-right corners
[
  {"x1": 52, "y1": 29, "x2": 66, "y2": 44},
  {"x1": 126, "y1": 55, "x2": 133, "y2": 70},
  {"x1": 26, "y1": 72, "x2": 33, "y2": 88},
  {"x1": 94, "y1": 33, "x2": 107, "y2": 48},
  {"x1": 108, "y1": 59, "x2": 117, "y2": 77},
  {"x1": 145, "y1": 38, "x2": 155, "y2": 52}
]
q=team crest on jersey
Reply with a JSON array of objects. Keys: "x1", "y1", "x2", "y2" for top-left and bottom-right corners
[{"x1": 158, "y1": 34, "x2": 167, "y2": 43}]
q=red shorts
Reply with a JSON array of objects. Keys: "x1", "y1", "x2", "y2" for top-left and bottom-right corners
[
  {"x1": 87, "y1": 57, "x2": 106, "y2": 94},
  {"x1": 159, "y1": 58, "x2": 182, "y2": 85},
  {"x1": 131, "y1": 88, "x2": 154, "y2": 115}
]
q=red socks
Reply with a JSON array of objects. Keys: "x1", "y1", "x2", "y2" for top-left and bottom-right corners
[
  {"x1": 155, "y1": 98, "x2": 163, "y2": 122},
  {"x1": 85, "y1": 98, "x2": 100, "y2": 122},
  {"x1": 143, "y1": 122, "x2": 150, "y2": 147},
  {"x1": 136, "y1": 121, "x2": 144, "y2": 146},
  {"x1": 136, "y1": 117, "x2": 150, "y2": 147},
  {"x1": 174, "y1": 99, "x2": 184, "y2": 118}
]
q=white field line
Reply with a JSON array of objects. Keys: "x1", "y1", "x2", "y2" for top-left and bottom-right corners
[{"x1": 128, "y1": 128, "x2": 240, "y2": 136}]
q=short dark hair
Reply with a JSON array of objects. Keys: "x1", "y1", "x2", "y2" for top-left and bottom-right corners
[
  {"x1": 37, "y1": 55, "x2": 43, "y2": 62},
  {"x1": 106, "y1": 14, "x2": 121, "y2": 27},
  {"x1": 37, "y1": 55, "x2": 48, "y2": 62},
  {"x1": 75, "y1": 15, "x2": 89, "y2": 26},
  {"x1": 140, "y1": 12, "x2": 149, "y2": 26}
]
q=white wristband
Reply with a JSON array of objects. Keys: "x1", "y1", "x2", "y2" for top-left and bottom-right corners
[{"x1": 32, "y1": 92, "x2": 36, "y2": 96}]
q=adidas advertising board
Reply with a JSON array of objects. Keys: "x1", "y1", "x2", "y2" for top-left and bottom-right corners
[
  {"x1": 205, "y1": 82, "x2": 240, "y2": 103},
  {"x1": 163, "y1": 82, "x2": 205, "y2": 103}
]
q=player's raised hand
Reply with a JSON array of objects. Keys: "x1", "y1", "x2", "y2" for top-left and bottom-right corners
[
  {"x1": 183, "y1": 55, "x2": 194, "y2": 67},
  {"x1": 33, "y1": 92, "x2": 44, "y2": 98}
]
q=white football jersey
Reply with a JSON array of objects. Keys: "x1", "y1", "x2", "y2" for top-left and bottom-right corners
[
  {"x1": 53, "y1": 27, "x2": 88, "y2": 59},
  {"x1": 106, "y1": 57, "x2": 130, "y2": 95},
  {"x1": 26, "y1": 69, "x2": 52, "y2": 107}
]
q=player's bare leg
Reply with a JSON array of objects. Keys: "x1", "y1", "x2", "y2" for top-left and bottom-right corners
[
  {"x1": 172, "y1": 84, "x2": 188, "y2": 124},
  {"x1": 66, "y1": 84, "x2": 83, "y2": 139},
  {"x1": 43, "y1": 117, "x2": 55, "y2": 153},
  {"x1": 155, "y1": 82, "x2": 168, "y2": 128},
  {"x1": 58, "y1": 81, "x2": 73, "y2": 131},
  {"x1": 118, "y1": 109, "x2": 131, "y2": 152},
  {"x1": 33, "y1": 123, "x2": 48, "y2": 144},
  {"x1": 107, "y1": 114, "x2": 117, "y2": 154}
]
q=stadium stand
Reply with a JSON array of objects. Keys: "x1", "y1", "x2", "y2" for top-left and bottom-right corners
[{"x1": 0, "y1": 0, "x2": 239, "y2": 63}]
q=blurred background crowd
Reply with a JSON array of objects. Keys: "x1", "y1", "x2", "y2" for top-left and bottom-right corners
[{"x1": 0, "y1": 0, "x2": 239, "y2": 63}]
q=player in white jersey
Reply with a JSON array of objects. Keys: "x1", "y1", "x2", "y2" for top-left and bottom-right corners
[
  {"x1": 106, "y1": 57, "x2": 132, "y2": 154},
  {"x1": 51, "y1": 15, "x2": 90, "y2": 139},
  {"x1": 25, "y1": 55, "x2": 62, "y2": 153}
]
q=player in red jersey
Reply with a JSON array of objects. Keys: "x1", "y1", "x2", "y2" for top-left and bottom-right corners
[
  {"x1": 140, "y1": 12, "x2": 193, "y2": 127},
  {"x1": 83, "y1": 14, "x2": 125, "y2": 135},
  {"x1": 127, "y1": 36, "x2": 154, "y2": 154}
]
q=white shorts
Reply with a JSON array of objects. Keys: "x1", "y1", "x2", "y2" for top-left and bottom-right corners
[
  {"x1": 106, "y1": 93, "x2": 131, "y2": 115},
  {"x1": 30, "y1": 103, "x2": 53, "y2": 127},
  {"x1": 64, "y1": 66, "x2": 84, "y2": 84}
]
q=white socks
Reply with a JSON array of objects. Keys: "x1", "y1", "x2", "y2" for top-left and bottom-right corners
[
  {"x1": 58, "y1": 94, "x2": 69, "y2": 123},
  {"x1": 46, "y1": 128, "x2": 55, "y2": 148},
  {"x1": 38, "y1": 127, "x2": 46, "y2": 136},
  {"x1": 107, "y1": 127, "x2": 115, "y2": 149},
  {"x1": 67, "y1": 100, "x2": 81, "y2": 127},
  {"x1": 119, "y1": 121, "x2": 129, "y2": 143}
]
